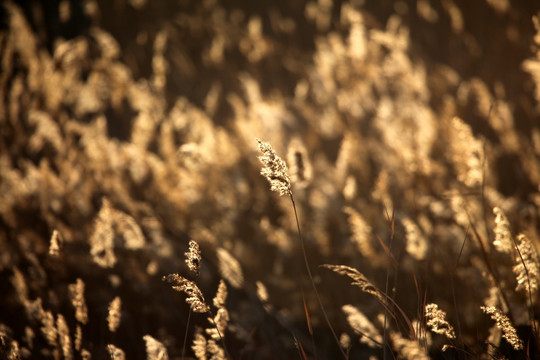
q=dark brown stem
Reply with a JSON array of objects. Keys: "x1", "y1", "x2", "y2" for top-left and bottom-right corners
[{"x1": 289, "y1": 193, "x2": 348, "y2": 359}]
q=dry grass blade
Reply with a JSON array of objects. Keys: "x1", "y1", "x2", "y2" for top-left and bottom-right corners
[
  {"x1": 322, "y1": 264, "x2": 415, "y2": 339},
  {"x1": 375, "y1": 233, "x2": 398, "y2": 270},
  {"x1": 321, "y1": 265, "x2": 384, "y2": 302},
  {"x1": 294, "y1": 335, "x2": 309, "y2": 360},
  {"x1": 302, "y1": 290, "x2": 313, "y2": 336}
]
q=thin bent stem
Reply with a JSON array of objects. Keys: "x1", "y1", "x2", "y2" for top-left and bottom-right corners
[
  {"x1": 289, "y1": 193, "x2": 348, "y2": 359},
  {"x1": 382, "y1": 205, "x2": 393, "y2": 360},
  {"x1": 182, "y1": 308, "x2": 192, "y2": 359}
]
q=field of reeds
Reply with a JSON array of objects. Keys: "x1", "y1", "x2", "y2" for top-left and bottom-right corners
[{"x1": 1, "y1": 0, "x2": 540, "y2": 359}]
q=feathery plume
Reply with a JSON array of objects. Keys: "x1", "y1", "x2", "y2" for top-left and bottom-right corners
[
  {"x1": 49, "y1": 229, "x2": 63, "y2": 256},
  {"x1": 216, "y1": 248, "x2": 244, "y2": 289},
  {"x1": 256, "y1": 138, "x2": 292, "y2": 196},
  {"x1": 207, "y1": 280, "x2": 229, "y2": 341},
  {"x1": 68, "y1": 279, "x2": 88, "y2": 324},
  {"x1": 206, "y1": 339, "x2": 226, "y2": 360},
  {"x1": 143, "y1": 334, "x2": 169, "y2": 360},
  {"x1": 207, "y1": 308, "x2": 229, "y2": 342},
  {"x1": 342, "y1": 304, "x2": 382, "y2": 347},
  {"x1": 107, "y1": 297, "x2": 122, "y2": 333},
  {"x1": 513, "y1": 234, "x2": 539, "y2": 296},
  {"x1": 213, "y1": 280, "x2": 227, "y2": 309},
  {"x1": 424, "y1": 303, "x2": 456, "y2": 339},
  {"x1": 114, "y1": 210, "x2": 145, "y2": 250},
  {"x1": 343, "y1": 207, "x2": 377, "y2": 259},
  {"x1": 57, "y1": 314, "x2": 73, "y2": 360},
  {"x1": 493, "y1": 207, "x2": 513, "y2": 254},
  {"x1": 163, "y1": 274, "x2": 210, "y2": 313},
  {"x1": 40, "y1": 310, "x2": 57, "y2": 347},
  {"x1": 322, "y1": 265, "x2": 384, "y2": 303},
  {"x1": 185, "y1": 240, "x2": 202, "y2": 277},
  {"x1": 403, "y1": 217, "x2": 428, "y2": 261},
  {"x1": 0, "y1": 328, "x2": 22, "y2": 360},
  {"x1": 256, "y1": 281, "x2": 273, "y2": 313},
  {"x1": 192, "y1": 328, "x2": 207, "y2": 360},
  {"x1": 89, "y1": 199, "x2": 116, "y2": 268},
  {"x1": 339, "y1": 333, "x2": 351, "y2": 350},
  {"x1": 481, "y1": 306, "x2": 523, "y2": 351},
  {"x1": 448, "y1": 116, "x2": 484, "y2": 187},
  {"x1": 74, "y1": 325, "x2": 82, "y2": 351},
  {"x1": 390, "y1": 331, "x2": 430, "y2": 360}
]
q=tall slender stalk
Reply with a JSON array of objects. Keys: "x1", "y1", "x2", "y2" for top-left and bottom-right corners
[
  {"x1": 290, "y1": 194, "x2": 348, "y2": 359},
  {"x1": 256, "y1": 138, "x2": 346, "y2": 358}
]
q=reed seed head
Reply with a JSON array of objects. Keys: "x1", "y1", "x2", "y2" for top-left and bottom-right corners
[{"x1": 256, "y1": 138, "x2": 292, "y2": 196}]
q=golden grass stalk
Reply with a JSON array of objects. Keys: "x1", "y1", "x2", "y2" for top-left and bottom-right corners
[
  {"x1": 164, "y1": 243, "x2": 230, "y2": 360},
  {"x1": 480, "y1": 306, "x2": 523, "y2": 351},
  {"x1": 256, "y1": 138, "x2": 347, "y2": 359}
]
